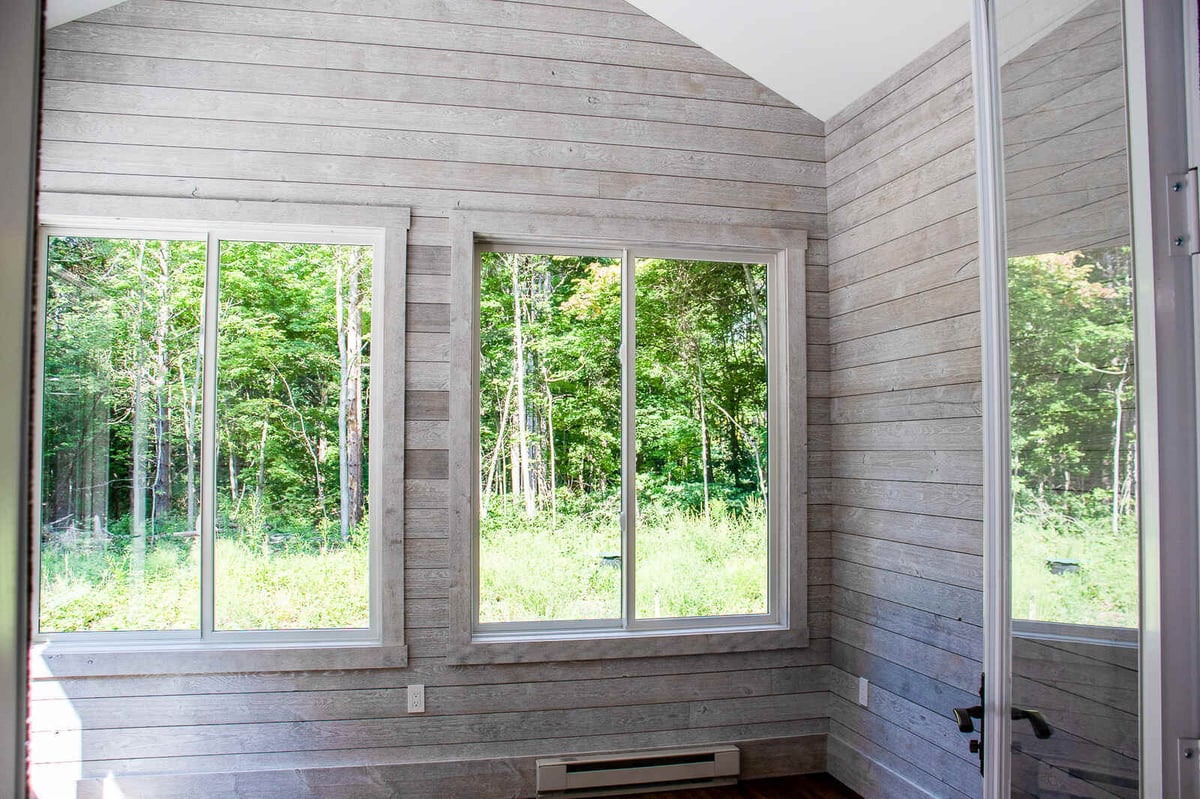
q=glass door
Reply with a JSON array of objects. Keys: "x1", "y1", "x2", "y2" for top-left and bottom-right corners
[{"x1": 983, "y1": 0, "x2": 1142, "y2": 795}]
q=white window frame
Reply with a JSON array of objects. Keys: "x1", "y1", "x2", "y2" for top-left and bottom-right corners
[
  {"x1": 447, "y1": 211, "x2": 809, "y2": 664},
  {"x1": 30, "y1": 194, "x2": 409, "y2": 675}
]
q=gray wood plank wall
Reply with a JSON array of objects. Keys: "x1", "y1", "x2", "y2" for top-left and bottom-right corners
[
  {"x1": 823, "y1": 23, "x2": 985, "y2": 799},
  {"x1": 31, "y1": 0, "x2": 831, "y2": 795}
]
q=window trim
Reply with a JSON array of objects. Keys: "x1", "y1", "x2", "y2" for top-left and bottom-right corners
[
  {"x1": 448, "y1": 211, "x2": 809, "y2": 664},
  {"x1": 31, "y1": 194, "x2": 410, "y2": 675}
]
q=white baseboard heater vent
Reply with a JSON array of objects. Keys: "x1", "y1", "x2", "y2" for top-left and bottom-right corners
[{"x1": 536, "y1": 745, "x2": 740, "y2": 797}]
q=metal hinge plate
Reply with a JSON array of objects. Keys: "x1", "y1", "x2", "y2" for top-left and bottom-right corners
[
  {"x1": 1167, "y1": 169, "x2": 1200, "y2": 256},
  {"x1": 1180, "y1": 738, "x2": 1200, "y2": 797}
]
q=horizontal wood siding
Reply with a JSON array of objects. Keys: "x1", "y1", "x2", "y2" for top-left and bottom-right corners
[
  {"x1": 32, "y1": 0, "x2": 829, "y2": 795},
  {"x1": 1011, "y1": 636, "x2": 1138, "y2": 799},
  {"x1": 823, "y1": 24, "x2": 985, "y2": 799}
]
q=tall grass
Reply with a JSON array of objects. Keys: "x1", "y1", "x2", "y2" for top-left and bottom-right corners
[
  {"x1": 1011, "y1": 499, "x2": 1137, "y2": 628},
  {"x1": 39, "y1": 537, "x2": 368, "y2": 632},
  {"x1": 479, "y1": 498, "x2": 767, "y2": 623}
]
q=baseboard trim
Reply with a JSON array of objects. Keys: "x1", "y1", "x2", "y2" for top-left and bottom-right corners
[{"x1": 826, "y1": 733, "x2": 948, "y2": 799}]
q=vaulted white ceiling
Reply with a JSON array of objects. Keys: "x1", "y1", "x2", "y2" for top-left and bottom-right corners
[{"x1": 624, "y1": 0, "x2": 971, "y2": 120}]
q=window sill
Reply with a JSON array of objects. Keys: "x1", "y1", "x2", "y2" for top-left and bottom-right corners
[
  {"x1": 445, "y1": 623, "x2": 809, "y2": 665},
  {"x1": 1012, "y1": 618, "x2": 1137, "y2": 648},
  {"x1": 30, "y1": 640, "x2": 408, "y2": 678}
]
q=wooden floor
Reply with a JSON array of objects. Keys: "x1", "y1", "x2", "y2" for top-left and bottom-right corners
[{"x1": 627, "y1": 774, "x2": 863, "y2": 799}]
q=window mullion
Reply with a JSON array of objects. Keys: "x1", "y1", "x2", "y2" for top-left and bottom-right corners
[
  {"x1": 621, "y1": 247, "x2": 636, "y2": 629},
  {"x1": 199, "y1": 232, "x2": 220, "y2": 638}
]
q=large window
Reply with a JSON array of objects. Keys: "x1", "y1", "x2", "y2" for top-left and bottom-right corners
[
  {"x1": 449, "y1": 212, "x2": 808, "y2": 661},
  {"x1": 33, "y1": 202, "x2": 406, "y2": 657}
]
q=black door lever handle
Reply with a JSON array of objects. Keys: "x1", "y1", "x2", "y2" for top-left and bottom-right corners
[
  {"x1": 952, "y1": 705, "x2": 1051, "y2": 739},
  {"x1": 1012, "y1": 707, "x2": 1052, "y2": 739},
  {"x1": 953, "y1": 705, "x2": 983, "y2": 734}
]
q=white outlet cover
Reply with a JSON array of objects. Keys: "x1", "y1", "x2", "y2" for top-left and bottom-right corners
[
  {"x1": 858, "y1": 677, "x2": 869, "y2": 707},
  {"x1": 407, "y1": 684, "x2": 425, "y2": 714}
]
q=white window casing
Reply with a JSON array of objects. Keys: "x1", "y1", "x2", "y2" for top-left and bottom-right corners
[
  {"x1": 447, "y1": 210, "x2": 809, "y2": 664},
  {"x1": 30, "y1": 194, "x2": 409, "y2": 676}
]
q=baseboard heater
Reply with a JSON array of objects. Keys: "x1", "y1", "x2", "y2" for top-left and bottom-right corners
[{"x1": 535, "y1": 745, "x2": 740, "y2": 798}]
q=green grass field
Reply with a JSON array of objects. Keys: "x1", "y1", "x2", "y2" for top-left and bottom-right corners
[{"x1": 40, "y1": 501, "x2": 1136, "y2": 633}]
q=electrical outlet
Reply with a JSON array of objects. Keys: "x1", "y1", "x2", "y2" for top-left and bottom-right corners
[
  {"x1": 858, "y1": 677, "x2": 869, "y2": 707},
  {"x1": 407, "y1": 684, "x2": 425, "y2": 714}
]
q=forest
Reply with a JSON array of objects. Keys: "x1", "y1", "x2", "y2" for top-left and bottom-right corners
[
  {"x1": 39, "y1": 235, "x2": 371, "y2": 632},
  {"x1": 476, "y1": 252, "x2": 770, "y2": 623},
  {"x1": 1008, "y1": 247, "x2": 1137, "y2": 627},
  {"x1": 36, "y1": 231, "x2": 1136, "y2": 633}
]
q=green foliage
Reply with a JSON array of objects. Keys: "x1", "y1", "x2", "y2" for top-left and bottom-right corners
[
  {"x1": 1008, "y1": 248, "x2": 1138, "y2": 627},
  {"x1": 40, "y1": 237, "x2": 372, "y2": 632}
]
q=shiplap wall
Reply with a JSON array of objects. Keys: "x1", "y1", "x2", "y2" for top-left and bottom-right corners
[
  {"x1": 822, "y1": 23, "x2": 986, "y2": 799},
  {"x1": 32, "y1": 0, "x2": 831, "y2": 795}
]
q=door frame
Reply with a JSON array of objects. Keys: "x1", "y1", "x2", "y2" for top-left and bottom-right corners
[
  {"x1": 973, "y1": 0, "x2": 1198, "y2": 796},
  {"x1": 0, "y1": 0, "x2": 38, "y2": 797}
]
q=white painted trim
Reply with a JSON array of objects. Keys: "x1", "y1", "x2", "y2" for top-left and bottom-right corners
[
  {"x1": 1011, "y1": 619, "x2": 1138, "y2": 648},
  {"x1": 0, "y1": 0, "x2": 38, "y2": 793},
  {"x1": 30, "y1": 195, "x2": 411, "y2": 673},
  {"x1": 972, "y1": 0, "x2": 1012, "y2": 794}
]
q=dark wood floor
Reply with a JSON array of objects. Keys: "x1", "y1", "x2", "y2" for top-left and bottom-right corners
[{"x1": 627, "y1": 774, "x2": 863, "y2": 799}]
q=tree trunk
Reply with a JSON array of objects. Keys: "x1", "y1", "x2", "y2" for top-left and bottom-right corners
[
  {"x1": 130, "y1": 242, "x2": 149, "y2": 598},
  {"x1": 89, "y1": 397, "x2": 109, "y2": 542},
  {"x1": 511, "y1": 255, "x2": 535, "y2": 518},
  {"x1": 150, "y1": 244, "x2": 172, "y2": 531},
  {"x1": 695, "y1": 343, "x2": 711, "y2": 526},
  {"x1": 1111, "y1": 371, "x2": 1127, "y2": 537},
  {"x1": 347, "y1": 250, "x2": 365, "y2": 531},
  {"x1": 541, "y1": 364, "x2": 558, "y2": 527},
  {"x1": 177, "y1": 361, "x2": 197, "y2": 535},
  {"x1": 482, "y1": 375, "x2": 516, "y2": 516},
  {"x1": 337, "y1": 250, "x2": 349, "y2": 542},
  {"x1": 742, "y1": 263, "x2": 768, "y2": 363}
]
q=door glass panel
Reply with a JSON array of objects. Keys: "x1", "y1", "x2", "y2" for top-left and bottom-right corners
[{"x1": 997, "y1": 0, "x2": 1139, "y2": 793}]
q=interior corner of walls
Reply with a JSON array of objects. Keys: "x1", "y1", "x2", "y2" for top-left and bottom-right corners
[{"x1": 826, "y1": 733, "x2": 957, "y2": 799}]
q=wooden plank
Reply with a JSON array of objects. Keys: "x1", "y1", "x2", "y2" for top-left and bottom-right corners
[
  {"x1": 30, "y1": 692, "x2": 831, "y2": 762},
  {"x1": 32, "y1": 666, "x2": 828, "y2": 733},
  {"x1": 830, "y1": 384, "x2": 983, "y2": 425},
  {"x1": 88, "y1": 0, "x2": 743, "y2": 78},
  {"x1": 828, "y1": 347, "x2": 981, "y2": 399},
  {"x1": 57, "y1": 731, "x2": 828, "y2": 794},
  {"x1": 830, "y1": 477, "x2": 983, "y2": 521},
  {"x1": 46, "y1": 22, "x2": 791, "y2": 108},
  {"x1": 832, "y1": 505, "x2": 982, "y2": 556},
  {"x1": 187, "y1": 0, "x2": 698, "y2": 47},
  {"x1": 41, "y1": 51, "x2": 822, "y2": 141},
  {"x1": 40, "y1": 170, "x2": 820, "y2": 232},
  {"x1": 832, "y1": 535, "x2": 983, "y2": 592},
  {"x1": 42, "y1": 82, "x2": 824, "y2": 163},
  {"x1": 829, "y1": 313, "x2": 980, "y2": 370}
]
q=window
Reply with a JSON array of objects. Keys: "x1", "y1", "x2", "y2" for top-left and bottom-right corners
[
  {"x1": 449, "y1": 212, "x2": 808, "y2": 662},
  {"x1": 33, "y1": 196, "x2": 408, "y2": 669}
]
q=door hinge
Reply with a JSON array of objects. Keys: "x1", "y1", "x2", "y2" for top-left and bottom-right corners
[
  {"x1": 1180, "y1": 739, "x2": 1200, "y2": 797},
  {"x1": 1167, "y1": 168, "x2": 1200, "y2": 256}
]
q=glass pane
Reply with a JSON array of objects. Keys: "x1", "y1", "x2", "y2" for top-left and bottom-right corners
[
  {"x1": 477, "y1": 251, "x2": 622, "y2": 624},
  {"x1": 997, "y1": 0, "x2": 1140, "y2": 793},
  {"x1": 214, "y1": 241, "x2": 371, "y2": 631},
  {"x1": 39, "y1": 236, "x2": 205, "y2": 632},
  {"x1": 634, "y1": 258, "x2": 769, "y2": 620}
]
